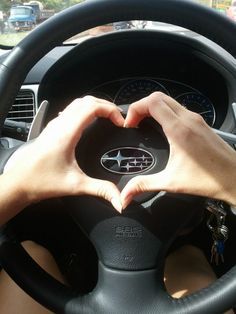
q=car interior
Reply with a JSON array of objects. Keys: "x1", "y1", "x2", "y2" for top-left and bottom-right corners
[{"x1": 1, "y1": 0, "x2": 236, "y2": 313}]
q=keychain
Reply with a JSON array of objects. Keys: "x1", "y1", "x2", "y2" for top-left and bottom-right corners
[{"x1": 206, "y1": 200, "x2": 229, "y2": 265}]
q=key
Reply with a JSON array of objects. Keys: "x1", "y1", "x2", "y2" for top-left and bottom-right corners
[
  {"x1": 216, "y1": 240, "x2": 225, "y2": 263},
  {"x1": 210, "y1": 239, "x2": 218, "y2": 264},
  {"x1": 211, "y1": 238, "x2": 225, "y2": 265},
  {"x1": 210, "y1": 224, "x2": 228, "y2": 265}
]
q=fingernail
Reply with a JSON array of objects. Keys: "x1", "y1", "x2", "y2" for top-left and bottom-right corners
[
  {"x1": 124, "y1": 122, "x2": 129, "y2": 128},
  {"x1": 121, "y1": 195, "x2": 132, "y2": 210},
  {"x1": 111, "y1": 198, "x2": 123, "y2": 213}
]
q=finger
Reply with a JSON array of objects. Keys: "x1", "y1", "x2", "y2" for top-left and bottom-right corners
[
  {"x1": 63, "y1": 96, "x2": 124, "y2": 125},
  {"x1": 57, "y1": 97, "x2": 125, "y2": 146},
  {"x1": 81, "y1": 176, "x2": 123, "y2": 213},
  {"x1": 121, "y1": 172, "x2": 166, "y2": 209},
  {"x1": 157, "y1": 93, "x2": 190, "y2": 116},
  {"x1": 72, "y1": 96, "x2": 125, "y2": 128},
  {"x1": 124, "y1": 99, "x2": 150, "y2": 128},
  {"x1": 125, "y1": 92, "x2": 179, "y2": 128}
]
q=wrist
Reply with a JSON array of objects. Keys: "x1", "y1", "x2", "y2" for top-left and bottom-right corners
[
  {"x1": 0, "y1": 172, "x2": 34, "y2": 227},
  {"x1": 212, "y1": 161, "x2": 236, "y2": 207},
  {"x1": 0, "y1": 173, "x2": 31, "y2": 220}
]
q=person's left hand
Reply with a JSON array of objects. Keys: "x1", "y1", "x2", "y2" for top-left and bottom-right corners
[
  {"x1": 4, "y1": 96, "x2": 124, "y2": 212},
  {"x1": 120, "y1": 92, "x2": 236, "y2": 208}
]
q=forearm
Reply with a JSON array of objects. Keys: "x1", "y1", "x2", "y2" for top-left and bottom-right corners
[{"x1": 0, "y1": 173, "x2": 30, "y2": 227}]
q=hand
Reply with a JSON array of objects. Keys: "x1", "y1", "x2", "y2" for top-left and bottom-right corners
[
  {"x1": 5, "y1": 96, "x2": 124, "y2": 213},
  {"x1": 121, "y1": 92, "x2": 236, "y2": 208}
]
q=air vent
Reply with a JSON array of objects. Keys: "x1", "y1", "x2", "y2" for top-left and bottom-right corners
[{"x1": 7, "y1": 90, "x2": 36, "y2": 123}]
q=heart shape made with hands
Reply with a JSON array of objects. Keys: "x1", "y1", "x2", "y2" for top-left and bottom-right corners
[
  {"x1": 7, "y1": 92, "x2": 224, "y2": 217},
  {"x1": 75, "y1": 95, "x2": 172, "y2": 213},
  {"x1": 76, "y1": 91, "x2": 232, "y2": 214}
]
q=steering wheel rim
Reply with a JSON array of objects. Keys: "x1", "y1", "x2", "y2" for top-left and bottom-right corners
[{"x1": 1, "y1": 0, "x2": 236, "y2": 313}]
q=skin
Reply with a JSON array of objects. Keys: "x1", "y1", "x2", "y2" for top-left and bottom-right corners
[
  {"x1": 121, "y1": 92, "x2": 236, "y2": 208},
  {"x1": 0, "y1": 96, "x2": 125, "y2": 226}
]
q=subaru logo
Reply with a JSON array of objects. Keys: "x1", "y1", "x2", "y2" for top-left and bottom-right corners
[{"x1": 100, "y1": 147, "x2": 155, "y2": 174}]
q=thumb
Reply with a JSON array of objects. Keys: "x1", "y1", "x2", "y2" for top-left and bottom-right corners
[
  {"x1": 81, "y1": 176, "x2": 122, "y2": 213},
  {"x1": 121, "y1": 173, "x2": 165, "y2": 209}
]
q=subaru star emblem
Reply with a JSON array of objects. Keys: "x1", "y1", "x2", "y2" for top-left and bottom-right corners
[{"x1": 100, "y1": 147, "x2": 155, "y2": 174}]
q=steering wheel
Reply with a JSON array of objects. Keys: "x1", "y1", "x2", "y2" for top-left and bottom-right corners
[{"x1": 1, "y1": 0, "x2": 236, "y2": 313}]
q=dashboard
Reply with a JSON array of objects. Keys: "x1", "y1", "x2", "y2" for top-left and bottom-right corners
[
  {"x1": 37, "y1": 30, "x2": 236, "y2": 133},
  {"x1": 2, "y1": 29, "x2": 236, "y2": 142},
  {"x1": 87, "y1": 77, "x2": 216, "y2": 126}
]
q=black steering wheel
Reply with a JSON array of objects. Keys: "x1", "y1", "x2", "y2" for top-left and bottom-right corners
[{"x1": 1, "y1": 0, "x2": 236, "y2": 313}]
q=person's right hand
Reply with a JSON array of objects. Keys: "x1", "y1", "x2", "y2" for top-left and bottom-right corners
[{"x1": 121, "y1": 92, "x2": 236, "y2": 208}]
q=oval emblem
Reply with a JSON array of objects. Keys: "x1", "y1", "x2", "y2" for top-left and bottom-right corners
[{"x1": 100, "y1": 147, "x2": 155, "y2": 174}]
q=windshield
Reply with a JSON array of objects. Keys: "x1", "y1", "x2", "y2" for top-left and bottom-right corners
[
  {"x1": 0, "y1": 0, "x2": 235, "y2": 48},
  {"x1": 10, "y1": 7, "x2": 32, "y2": 16}
]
